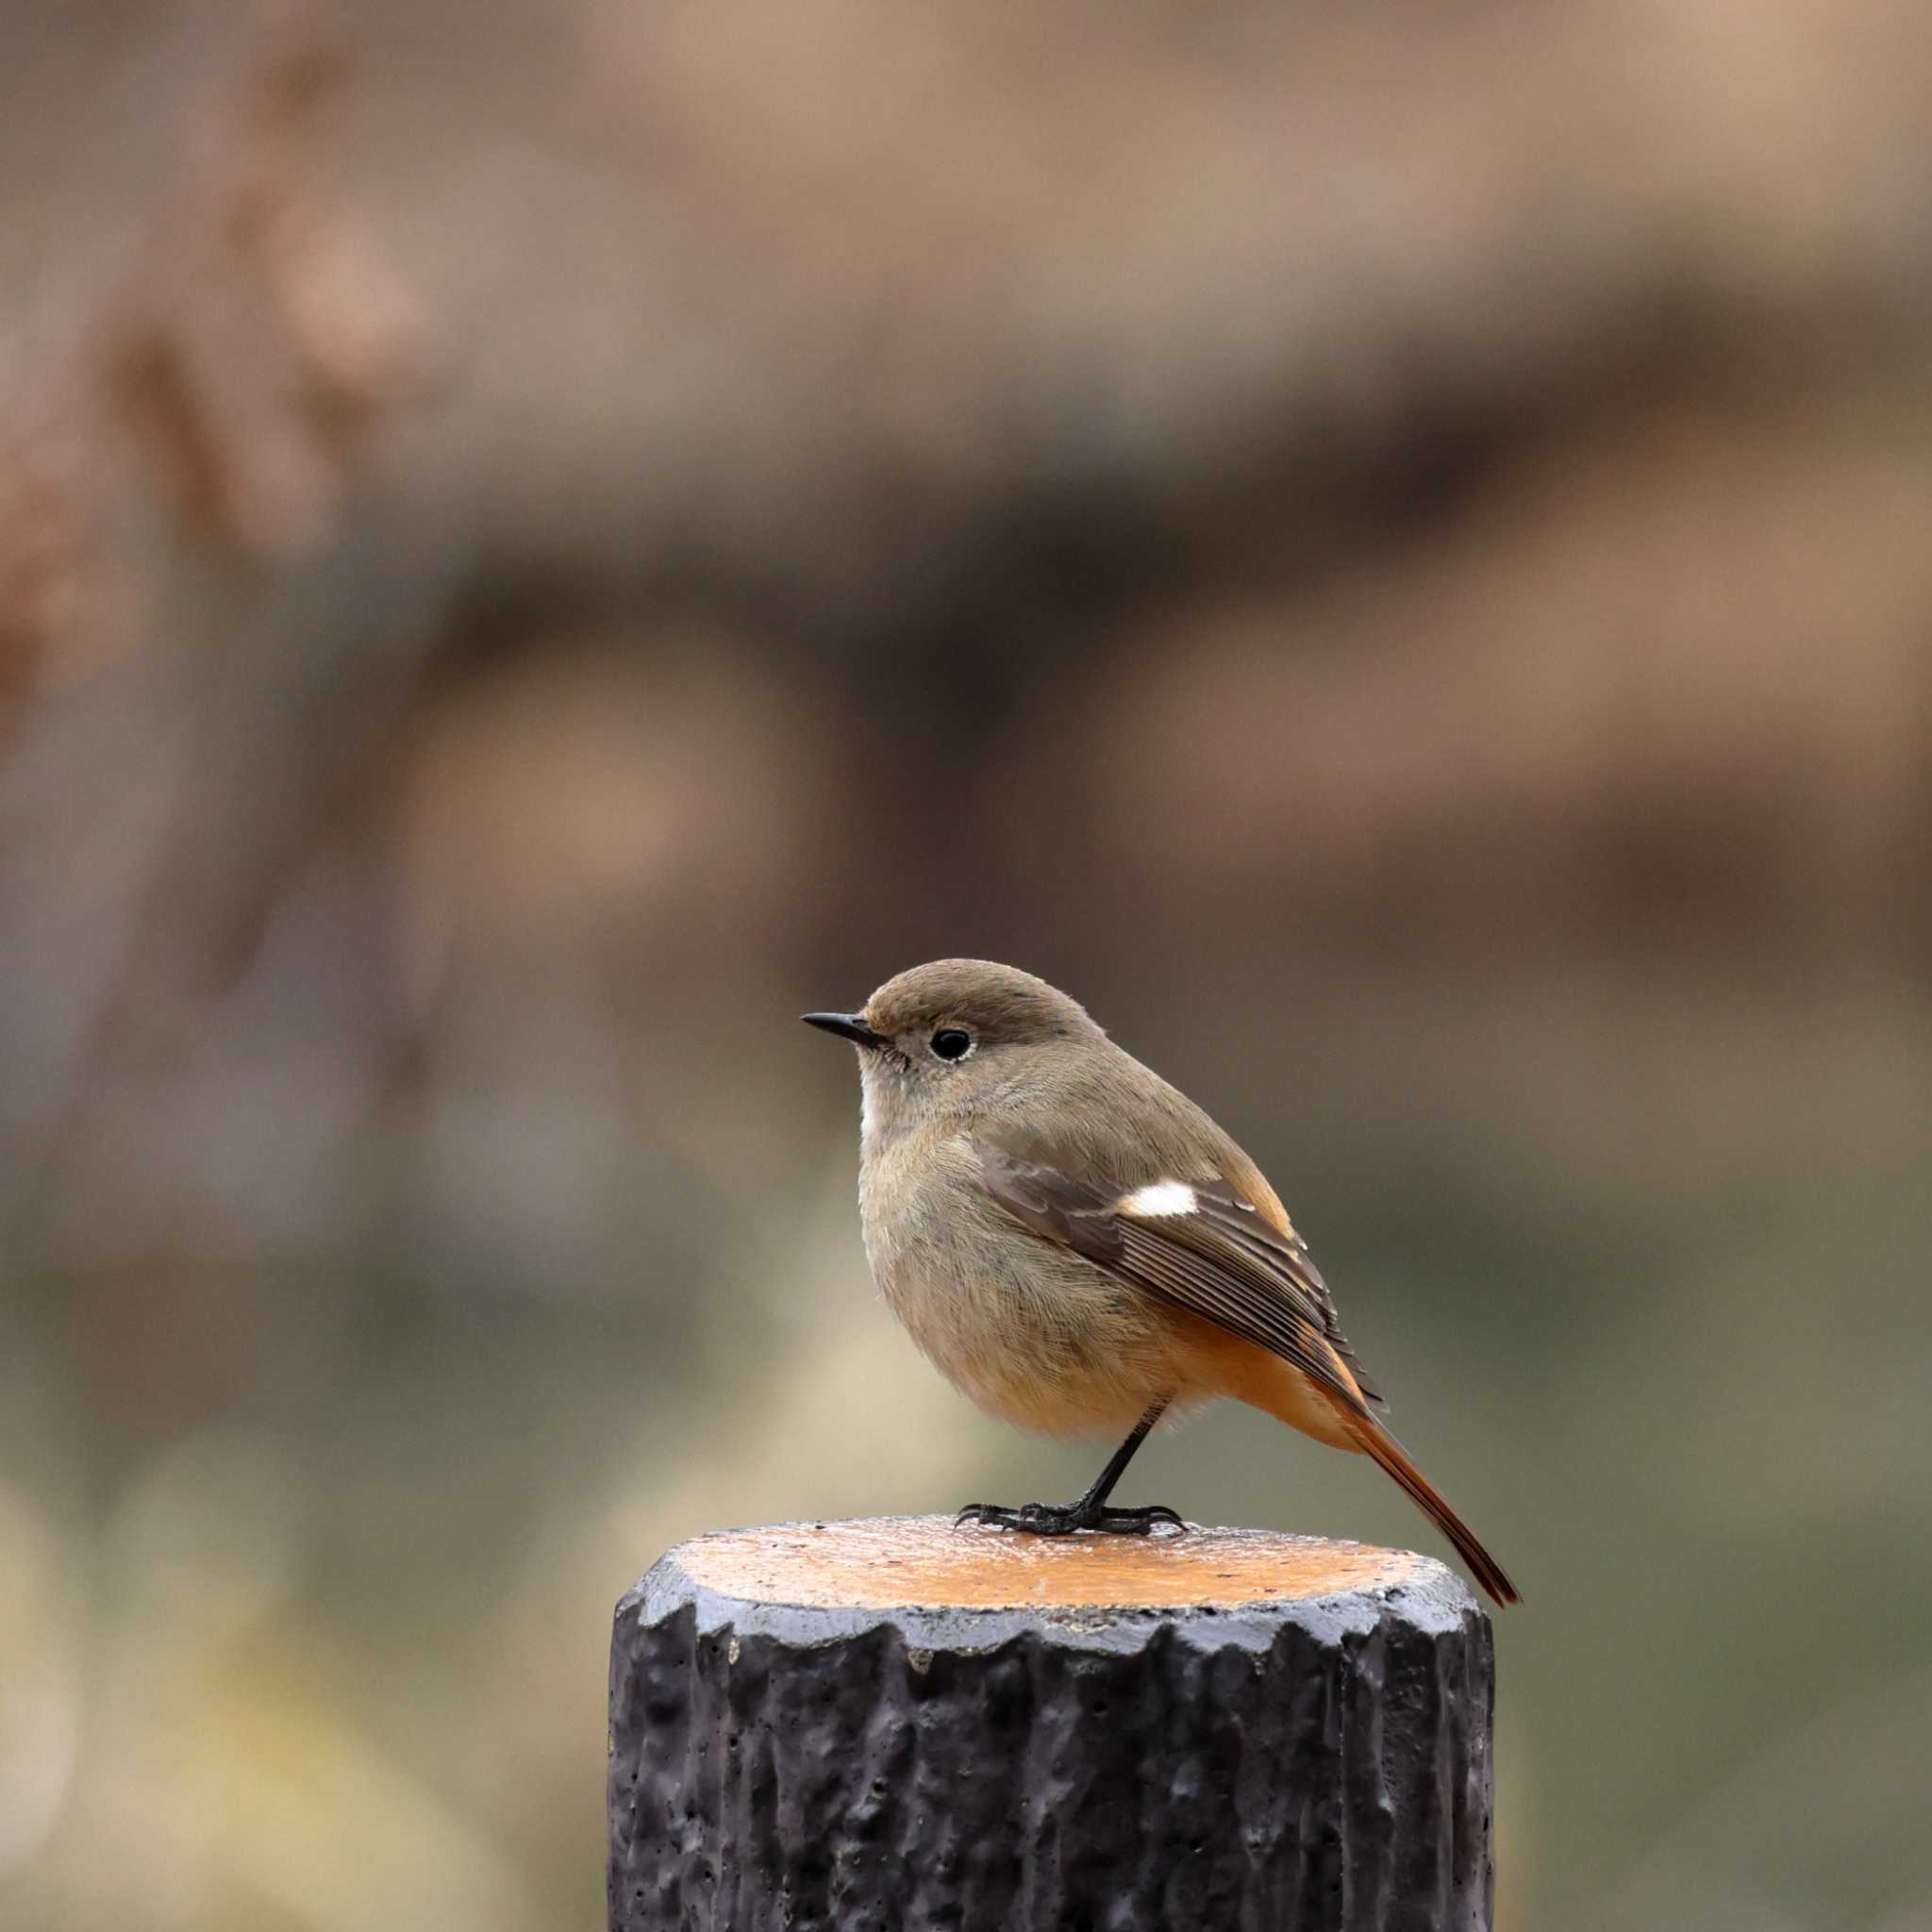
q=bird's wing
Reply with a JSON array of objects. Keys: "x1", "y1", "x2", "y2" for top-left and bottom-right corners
[{"x1": 971, "y1": 1133, "x2": 1386, "y2": 1414}]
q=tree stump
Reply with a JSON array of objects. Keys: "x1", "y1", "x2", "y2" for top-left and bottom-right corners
[{"x1": 608, "y1": 1516, "x2": 1494, "y2": 1932}]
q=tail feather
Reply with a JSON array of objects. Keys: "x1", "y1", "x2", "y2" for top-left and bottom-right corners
[{"x1": 1348, "y1": 1415, "x2": 1520, "y2": 1608}]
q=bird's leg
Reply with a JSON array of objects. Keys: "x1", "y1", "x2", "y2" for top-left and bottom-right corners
[{"x1": 957, "y1": 1398, "x2": 1184, "y2": 1536}]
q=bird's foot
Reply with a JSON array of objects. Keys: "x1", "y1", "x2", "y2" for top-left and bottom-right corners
[{"x1": 955, "y1": 1501, "x2": 1186, "y2": 1537}]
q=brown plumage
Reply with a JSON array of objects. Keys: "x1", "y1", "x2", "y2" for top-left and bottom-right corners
[{"x1": 804, "y1": 958, "x2": 1519, "y2": 1607}]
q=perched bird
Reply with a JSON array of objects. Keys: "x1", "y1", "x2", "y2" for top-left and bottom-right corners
[{"x1": 804, "y1": 958, "x2": 1518, "y2": 1607}]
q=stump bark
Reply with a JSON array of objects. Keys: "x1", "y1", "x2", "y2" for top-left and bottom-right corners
[{"x1": 608, "y1": 1516, "x2": 1494, "y2": 1932}]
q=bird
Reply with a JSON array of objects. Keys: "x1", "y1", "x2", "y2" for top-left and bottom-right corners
[{"x1": 803, "y1": 958, "x2": 1518, "y2": 1607}]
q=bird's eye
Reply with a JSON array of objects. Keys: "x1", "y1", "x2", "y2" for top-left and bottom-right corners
[{"x1": 929, "y1": 1028, "x2": 974, "y2": 1062}]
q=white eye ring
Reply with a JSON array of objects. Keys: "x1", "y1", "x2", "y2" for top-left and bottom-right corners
[{"x1": 928, "y1": 1028, "x2": 975, "y2": 1062}]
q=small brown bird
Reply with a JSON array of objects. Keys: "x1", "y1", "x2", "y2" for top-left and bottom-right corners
[{"x1": 805, "y1": 958, "x2": 1518, "y2": 1607}]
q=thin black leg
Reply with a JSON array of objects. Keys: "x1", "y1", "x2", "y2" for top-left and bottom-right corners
[
  {"x1": 1074, "y1": 1400, "x2": 1168, "y2": 1510},
  {"x1": 957, "y1": 1397, "x2": 1185, "y2": 1536}
]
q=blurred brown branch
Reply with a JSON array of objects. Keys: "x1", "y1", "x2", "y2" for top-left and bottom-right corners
[
  {"x1": 100, "y1": 43, "x2": 422, "y2": 561},
  {"x1": 5, "y1": 34, "x2": 436, "y2": 1255}
]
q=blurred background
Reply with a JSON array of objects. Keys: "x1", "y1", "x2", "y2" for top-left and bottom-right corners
[{"x1": 5, "y1": 3, "x2": 1932, "y2": 1928}]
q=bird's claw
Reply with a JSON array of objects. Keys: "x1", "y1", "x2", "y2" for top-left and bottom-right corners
[{"x1": 955, "y1": 1501, "x2": 1186, "y2": 1537}]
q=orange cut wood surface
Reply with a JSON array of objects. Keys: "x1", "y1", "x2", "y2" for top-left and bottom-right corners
[{"x1": 674, "y1": 1516, "x2": 1418, "y2": 1611}]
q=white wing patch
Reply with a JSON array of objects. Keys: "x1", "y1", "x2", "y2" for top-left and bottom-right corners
[{"x1": 1122, "y1": 1179, "x2": 1198, "y2": 1218}]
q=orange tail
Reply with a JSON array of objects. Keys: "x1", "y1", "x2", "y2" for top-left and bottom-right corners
[{"x1": 1348, "y1": 1415, "x2": 1520, "y2": 1608}]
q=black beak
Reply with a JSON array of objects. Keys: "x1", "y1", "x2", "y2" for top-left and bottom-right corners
[{"x1": 801, "y1": 1010, "x2": 886, "y2": 1048}]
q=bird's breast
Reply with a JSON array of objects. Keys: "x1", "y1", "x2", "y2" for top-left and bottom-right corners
[{"x1": 858, "y1": 1140, "x2": 1177, "y2": 1437}]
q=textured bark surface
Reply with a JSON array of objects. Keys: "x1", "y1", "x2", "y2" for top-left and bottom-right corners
[{"x1": 609, "y1": 1518, "x2": 1494, "y2": 1932}]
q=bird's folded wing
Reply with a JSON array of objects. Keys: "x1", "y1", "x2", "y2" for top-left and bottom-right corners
[{"x1": 971, "y1": 1135, "x2": 1386, "y2": 1413}]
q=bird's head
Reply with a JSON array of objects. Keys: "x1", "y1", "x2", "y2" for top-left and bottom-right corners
[{"x1": 803, "y1": 958, "x2": 1101, "y2": 1141}]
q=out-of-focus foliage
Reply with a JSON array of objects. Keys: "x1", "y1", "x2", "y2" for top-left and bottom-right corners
[{"x1": 5, "y1": 5, "x2": 1932, "y2": 1928}]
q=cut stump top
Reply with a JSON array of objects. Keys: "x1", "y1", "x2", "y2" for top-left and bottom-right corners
[{"x1": 628, "y1": 1515, "x2": 1475, "y2": 1654}]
